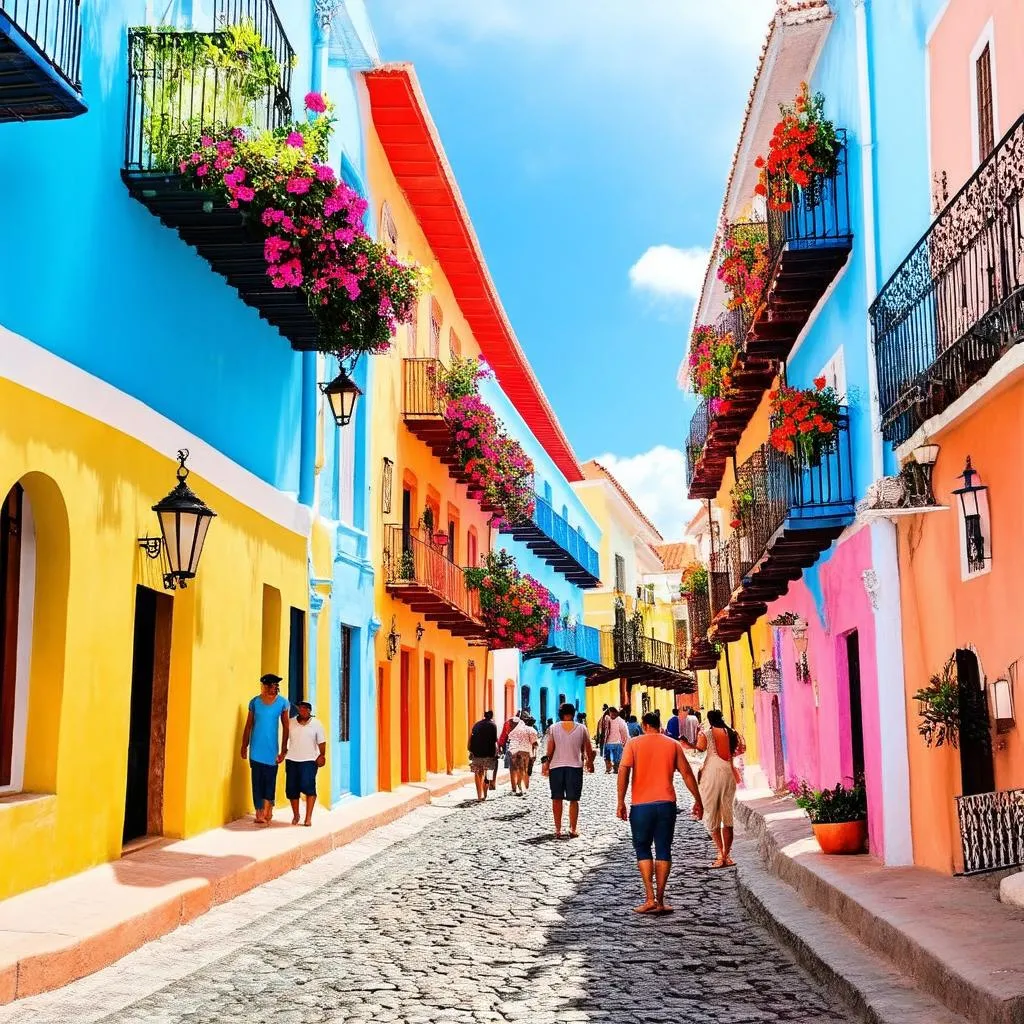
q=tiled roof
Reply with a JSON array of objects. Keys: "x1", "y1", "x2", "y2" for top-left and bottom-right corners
[
  {"x1": 654, "y1": 542, "x2": 697, "y2": 570},
  {"x1": 581, "y1": 460, "x2": 663, "y2": 541}
]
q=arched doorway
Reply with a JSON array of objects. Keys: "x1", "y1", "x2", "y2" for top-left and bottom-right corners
[
  {"x1": 771, "y1": 695, "x2": 785, "y2": 791},
  {"x1": 0, "y1": 484, "x2": 26, "y2": 790},
  {"x1": 444, "y1": 661, "x2": 454, "y2": 774},
  {"x1": 956, "y1": 648, "x2": 994, "y2": 796},
  {"x1": 399, "y1": 650, "x2": 411, "y2": 784}
]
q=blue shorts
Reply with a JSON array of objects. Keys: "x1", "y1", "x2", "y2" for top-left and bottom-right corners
[
  {"x1": 285, "y1": 759, "x2": 318, "y2": 798},
  {"x1": 604, "y1": 743, "x2": 624, "y2": 765},
  {"x1": 548, "y1": 766, "x2": 584, "y2": 802},
  {"x1": 630, "y1": 801, "x2": 678, "y2": 862},
  {"x1": 250, "y1": 760, "x2": 278, "y2": 808}
]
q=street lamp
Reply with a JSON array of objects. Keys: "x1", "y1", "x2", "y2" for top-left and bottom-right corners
[
  {"x1": 319, "y1": 370, "x2": 362, "y2": 427},
  {"x1": 792, "y1": 617, "x2": 810, "y2": 685},
  {"x1": 953, "y1": 456, "x2": 989, "y2": 572},
  {"x1": 140, "y1": 450, "x2": 217, "y2": 590}
]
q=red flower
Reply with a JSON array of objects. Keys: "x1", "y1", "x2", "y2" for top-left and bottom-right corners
[{"x1": 814, "y1": 376, "x2": 827, "y2": 390}]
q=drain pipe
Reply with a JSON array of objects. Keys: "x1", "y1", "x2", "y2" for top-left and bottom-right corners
[{"x1": 854, "y1": 0, "x2": 883, "y2": 481}]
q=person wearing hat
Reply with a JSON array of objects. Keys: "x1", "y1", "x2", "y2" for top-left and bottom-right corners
[
  {"x1": 285, "y1": 700, "x2": 327, "y2": 826},
  {"x1": 240, "y1": 674, "x2": 290, "y2": 826}
]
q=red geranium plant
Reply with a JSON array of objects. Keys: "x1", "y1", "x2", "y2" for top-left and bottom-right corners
[
  {"x1": 769, "y1": 377, "x2": 841, "y2": 463},
  {"x1": 465, "y1": 549, "x2": 560, "y2": 651},
  {"x1": 688, "y1": 325, "x2": 737, "y2": 401},
  {"x1": 718, "y1": 222, "x2": 769, "y2": 319},
  {"x1": 754, "y1": 83, "x2": 838, "y2": 212}
]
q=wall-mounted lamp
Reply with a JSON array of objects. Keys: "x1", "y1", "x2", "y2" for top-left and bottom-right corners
[
  {"x1": 386, "y1": 615, "x2": 400, "y2": 661},
  {"x1": 415, "y1": 622, "x2": 425, "y2": 644},
  {"x1": 319, "y1": 369, "x2": 362, "y2": 428},
  {"x1": 993, "y1": 664, "x2": 1016, "y2": 732},
  {"x1": 908, "y1": 443, "x2": 940, "y2": 506},
  {"x1": 792, "y1": 617, "x2": 810, "y2": 685},
  {"x1": 953, "y1": 457, "x2": 989, "y2": 572},
  {"x1": 139, "y1": 450, "x2": 216, "y2": 590}
]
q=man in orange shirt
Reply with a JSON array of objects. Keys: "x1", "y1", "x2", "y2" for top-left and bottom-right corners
[{"x1": 616, "y1": 711, "x2": 703, "y2": 914}]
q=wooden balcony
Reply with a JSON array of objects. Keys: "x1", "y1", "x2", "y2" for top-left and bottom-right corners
[
  {"x1": 522, "y1": 624, "x2": 609, "y2": 675},
  {"x1": 0, "y1": 0, "x2": 85, "y2": 122},
  {"x1": 382, "y1": 524, "x2": 487, "y2": 641},
  {"x1": 708, "y1": 411, "x2": 856, "y2": 643},
  {"x1": 873, "y1": 114, "x2": 1024, "y2": 447},
  {"x1": 500, "y1": 494, "x2": 600, "y2": 587}
]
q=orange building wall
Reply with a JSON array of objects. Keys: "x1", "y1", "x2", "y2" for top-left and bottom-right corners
[{"x1": 897, "y1": 370, "x2": 1024, "y2": 873}]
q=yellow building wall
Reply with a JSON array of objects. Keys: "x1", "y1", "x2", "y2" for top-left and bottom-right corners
[
  {"x1": 0, "y1": 377, "x2": 315, "y2": 900},
  {"x1": 364, "y1": 116, "x2": 498, "y2": 792}
]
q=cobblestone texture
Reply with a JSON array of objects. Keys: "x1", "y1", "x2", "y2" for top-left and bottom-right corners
[{"x1": 4, "y1": 775, "x2": 853, "y2": 1024}]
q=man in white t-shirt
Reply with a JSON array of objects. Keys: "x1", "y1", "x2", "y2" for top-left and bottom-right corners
[
  {"x1": 285, "y1": 701, "x2": 326, "y2": 826},
  {"x1": 506, "y1": 715, "x2": 539, "y2": 796}
]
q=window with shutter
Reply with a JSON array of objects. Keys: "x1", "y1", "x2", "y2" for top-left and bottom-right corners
[
  {"x1": 379, "y1": 202, "x2": 398, "y2": 253},
  {"x1": 406, "y1": 299, "x2": 419, "y2": 356},
  {"x1": 614, "y1": 554, "x2": 626, "y2": 594},
  {"x1": 339, "y1": 626, "x2": 352, "y2": 742},
  {"x1": 449, "y1": 328, "x2": 461, "y2": 360},
  {"x1": 976, "y1": 44, "x2": 995, "y2": 162},
  {"x1": 430, "y1": 307, "x2": 442, "y2": 360}
]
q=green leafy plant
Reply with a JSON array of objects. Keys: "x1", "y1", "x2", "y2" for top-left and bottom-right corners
[
  {"x1": 914, "y1": 655, "x2": 992, "y2": 750},
  {"x1": 679, "y1": 562, "x2": 709, "y2": 598},
  {"x1": 398, "y1": 549, "x2": 415, "y2": 581},
  {"x1": 730, "y1": 477, "x2": 755, "y2": 528},
  {"x1": 791, "y1": 778, "x2": 866, "y2": 824}
]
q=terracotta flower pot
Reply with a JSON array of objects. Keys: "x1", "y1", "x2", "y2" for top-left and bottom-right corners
[{"x1": 812, "y1": 819, "x2": 867, "y2": 855}]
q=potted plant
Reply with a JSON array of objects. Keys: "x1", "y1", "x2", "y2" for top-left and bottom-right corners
[
  {"x1": 718, "y1": 222, "x2": 769, "y2": 320},
  {"x1": 769, "y1": 377, "x2": 841, "y2": 466},
  {"x1": 792, "y1": 778, "x2": 867, "y2": 855}
]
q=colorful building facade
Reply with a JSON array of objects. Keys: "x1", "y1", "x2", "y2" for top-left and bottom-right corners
[
  {"x1": 683, "y1": 0, "x2": 945, "y2": 865},
  {"x1": 0, "y1": 0, "x2": 382, "y2": 898},
  {"x1": 872, "y1": 0, "x2": 1024, "y2": 874}
]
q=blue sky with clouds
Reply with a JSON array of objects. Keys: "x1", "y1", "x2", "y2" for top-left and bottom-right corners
[{"x1": 367, "y1": 0, "x2": 775, "y2": 537}]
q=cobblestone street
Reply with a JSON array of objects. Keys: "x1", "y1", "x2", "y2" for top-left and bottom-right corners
[{"x1": 4, "y1": 776, "x2": 852, "y2": 1024}]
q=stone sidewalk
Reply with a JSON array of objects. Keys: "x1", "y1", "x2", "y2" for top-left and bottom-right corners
[
  {"x1": 0, "y1": 771, "x2": 489, "y2": 1005},
  {"x1": 735, "y1": 788, "x2": 1024, "y2": 1024}
]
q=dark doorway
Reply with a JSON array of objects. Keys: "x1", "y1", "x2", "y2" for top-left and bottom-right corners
[
  {"x1": 123, "y1": 586, "x2": 172, "y2": 845},
  {"x1": 957, "y1": 649, "x2": 994, "y2": 796},
  {"x1": 0, "y1": 484, "x2": 23, "y2": 788},
  {"x1": 520, "y1": 684, "x2": 530, "y2": 717},
  {"x1": 771, "y1": 696, "x2": 785, "y2": 791},
  {"x1": 424, "y1": 655, "x2": 435, "y2": 774},
  {"x1": 845, "y1": 631, "x2": 866, "y2": 781},
  {"x1": 401, "y1": 488, "x2": 412, "y2": 551},
  {"x1": 539, "y1": 689, "x2": 548, "y2": 730},
  {"x1": 288, "y1": 608, "x2": 305, "y2": 713}
]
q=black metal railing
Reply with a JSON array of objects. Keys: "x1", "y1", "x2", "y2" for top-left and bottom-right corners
[
  {"x1": 124, "y1": 4, "x2": 294, "y2": 173},
  {"x1": 382, "y1": 524, "x2": 481, "y2": 623},
  {"x1": 709, "y1": 551, "x2": 733, "y2": 619},
  {"x1": 956, "y1": 788, "x2": 1024, "y2": 874},
  {"x1": 608, "y1": 623, "x2": 680, "y2": 673},
  {"x1": 684, "y1": 590, "x2": 711, "y2": 649},
  {"x1": 767, "y1": 131, "x2": 852, "y2": 260},
  {"x1": 685, "y1": 398, "x2": 711, "y2": 486},
  {"x1": 402, "y1": 358, "x2": 447, "y2": 418},
  {"x1": 872, "y1": 114, "x2": 1024, "y2": 446},
  {"x1": 1, "y1": 0, "x2": 82, "y2": 91},
  {"x1": 532, "y1": 495, "x2": 600, "y2": 578}
]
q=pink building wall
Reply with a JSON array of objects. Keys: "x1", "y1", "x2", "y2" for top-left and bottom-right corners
[{"x1": 755, "y1": 528, "x2": 887, "y2": 859}]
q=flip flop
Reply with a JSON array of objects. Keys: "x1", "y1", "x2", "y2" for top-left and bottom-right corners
[
  {"x1": 633, "y1": 903, "x2": 659, "y2": 915},
  {"x1": 655, "y1": 904, "x2": 675, "y2": 914}
]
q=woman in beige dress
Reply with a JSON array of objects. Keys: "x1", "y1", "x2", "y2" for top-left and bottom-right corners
[{"x1": 695, "y1": 709, "x2": 745, "y2": 868}]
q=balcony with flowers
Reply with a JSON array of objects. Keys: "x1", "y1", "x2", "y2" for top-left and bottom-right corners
[
  {"x1": 122, "y1": 1, "x2": 421, "y2": 356},
  {"x1": 1, "y1": 0, "x2": 85, "y2": 122},
  {"x1": 522, "y1": 622, "x2": 610, "y2": 676},
  {"x1": 872, "y1": 113, "x2": 1024, "y2": 448},
  {"x1": 402, "y1": 356, "x2": 535, "y2": 528},
  {"x1": 679, "y1": 562, "x2": 718, "y2": 671},
  {"x1": 706, "y1": 382, "x2": 856, "y2": 643},
  {"x1": 500, "y1": 493, "x2": 600, "y2": 588}
]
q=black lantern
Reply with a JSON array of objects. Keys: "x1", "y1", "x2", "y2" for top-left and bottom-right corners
[
  {"x1": 140, "y1": 450, "x2": 216, "y2": 590},
  {"x1": 319, "y1": 370, "x2": 361, "y2": 427},
  {"x1": 386, "y1": 616, "x2": 400, "y2": 661},
  {"x1": 953, "y1": 456, "x2": 988, "y2": 572}
]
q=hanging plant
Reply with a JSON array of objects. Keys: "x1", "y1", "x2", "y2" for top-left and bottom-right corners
[
  {"x1": 464, "y1": 549, "x2": 560, "y2": 651},
  {"x1": 174, "y1": 92, "x2": 426, "y2": 356},
  {"x1": 688, "y1": 326, "x2": 736, "y2": 401},
  {"x1": 730, "y1": 477, "x2": 755, "y2": 529},
  {"x1": 679, "y1": 562, "x2": 709, "y2": 598},
  {"x1": 914, "y1": 656, "x2": 992, "y2": 750},
  {"x1": 755, "y1": 83, "x2": 839, "y2": 212},
  {"x1": 769, "y1": 377, "x2": 841, "y2": 464},
  {"x1": 718, "y1": 223, "x2": 769, "y2": 319},
  {"x1": 431, "y1": 357, "x2": 535, "y2": 528}
]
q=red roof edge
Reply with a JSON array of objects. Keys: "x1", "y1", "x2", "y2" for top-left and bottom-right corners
[{"x1": 363, "y1": 63, "x2": 584, "y2": 483}]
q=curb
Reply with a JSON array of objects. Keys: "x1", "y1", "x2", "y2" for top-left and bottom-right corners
[{"x1": 2, "y1": 773, "x2": 497, "y2": 1004}]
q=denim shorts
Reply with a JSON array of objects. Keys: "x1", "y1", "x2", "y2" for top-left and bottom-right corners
[
  {"x1": 285, "y1": 759, "x2": 318, "y2": 799},
  {"x1": 250, "y1": 760, "x2": 278, "y2": 808},
  {"x1": 548, "y1": 766, "x2": 584, "y2": 802},
  {"x1": 629, "y1": 801, "x2": 678, "y2": 862},
  {"x1": 604, "y1": 742, "x2": 624, "y2": 765}
]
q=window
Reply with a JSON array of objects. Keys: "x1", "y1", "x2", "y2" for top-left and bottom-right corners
[
  {"x1": 339, "y1": 625, "x2": 353, "y2": 742},
  {"x1": 381, "y1": 457, "x2": 394, "y2": 516},
  {"x1": 467, "y1": 527, "x2": 479, "y2": 568},
  {"x1": 449, "y1": 328, "x2": 461, "y2": 360},
  {"x1": 447, "y1": 520, "x2": 456, "y2": 563},
  {"x1": 976, "y1": 44, "x2": 995, "y2": 162},
  {"x1": 288, "y1": 608, "x2": 305, "y2": 712},
  {"x1": 818, "y1": 348, "x2": 846, "y2": 401},
  {"x1": 379, "y1": 201, "x2": 398, "y2": 253},
  {"x1": 614, "y1": 553, "x2": 626, "y2": 594},
  {"x1": 429, "y1": 302, "x2": 442, "y2": 360},
  {"x1": 406, "y1": 299, "x2": 419, "y2": 356}
]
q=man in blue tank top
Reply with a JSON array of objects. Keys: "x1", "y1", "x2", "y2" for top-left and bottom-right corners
[{"x1": 240, "y1": 674, "x2": 290, "y2": 826}]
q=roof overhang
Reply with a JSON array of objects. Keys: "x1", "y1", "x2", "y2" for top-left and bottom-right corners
[{"x1": 363, "y1": 64, "x2": 583, "y2": 482}]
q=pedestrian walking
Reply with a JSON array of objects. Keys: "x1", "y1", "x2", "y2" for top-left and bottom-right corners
[
  {"x1": 596, "y1": 704, "x2": 610, "y2": 757},
  {"x1": 695, "y1": 709, "x2": 746, "y2": 868},
  {"x1": 468, "y1": 710, "x2": 499, "y2": 802},
  {"x1": 626, "y1": 715, "x2": 642, "y2": 739},
  {"x1": 602, "y1": 707, "x2": 629, "y2": 774},
  {"x1": 616, "y1": 711, "x2": 703, "y2": 914},
  {"x1": 507, "y1": 714, "x2": 539, "y2": 796},
  {"x1": 285, "y1": 700, "x2": 326, "y2": 826},
  {"x1": 576, "y1": 711, "x2": 587, "y2": 727},
  {"x1": 541, "y1": 702, "x2": 595, "y2": 838},
  {"x1": 665, "y1": 707, "x2": 682, "y2": 741},
  {"x1": 498, "y1": 709, "x2": 521, "y2": 777},
  {"x1": 680, "y1": 707, "x2": 701, "y2": 748},
  {"x1": 240, "y1": 674, "x2": 290, "y2": 827}
]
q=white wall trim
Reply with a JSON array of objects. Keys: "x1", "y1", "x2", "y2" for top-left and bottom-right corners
[
  {"x1": 0, "y1": 326, "x2": 313, "y2": 537},
  {"x1": 869, "y1": 519, "x2": 913, "y2": 866}
]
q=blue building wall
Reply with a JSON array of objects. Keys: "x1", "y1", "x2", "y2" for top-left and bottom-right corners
[{"x1": 480, "y1": 376, "x2": 602, "y2": 724}]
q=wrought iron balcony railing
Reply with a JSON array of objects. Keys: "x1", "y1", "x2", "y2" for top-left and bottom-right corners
[
  {"x1": 709, "y1": 410, "x2": 856, "y2": 641},
  {"x1": 0, "y1": 0, "x2": 85, "y2": 121},
  {"x1": 382, "y1": 524, "x2": 485, "y2": 640},
  {"x1": 872, "y1": 114, "x2": 1024, "y2": 447}
]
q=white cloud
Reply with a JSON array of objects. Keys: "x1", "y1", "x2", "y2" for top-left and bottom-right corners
[
  {"x1": 594, "y1": 446, "x2": 701, "y2": 542},
  {"x1": 628, "y1": 245, "x2": 709, "y2": 302}
]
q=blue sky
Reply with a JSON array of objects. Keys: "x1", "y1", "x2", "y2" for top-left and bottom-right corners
[{"x1": 367, "y1": 0, "x2": 775, "y2": 538}]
